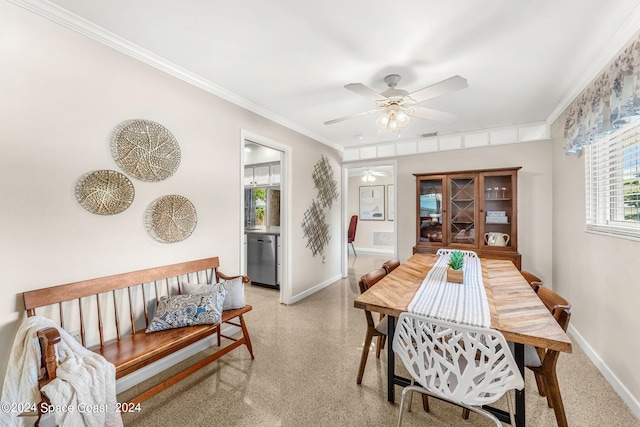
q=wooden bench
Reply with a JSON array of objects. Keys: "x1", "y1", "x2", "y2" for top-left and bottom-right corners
[{"x1": 23, "y1": 257, "x2": 254, "y2": 406}]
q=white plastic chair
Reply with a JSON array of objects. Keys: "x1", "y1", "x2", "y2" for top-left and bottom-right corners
[
  {"x1": 393, "y1": 312, "x2": 524, "y2": 427},
  {"x1": 436, "y1": 248, "x2": 478, "y2": 258}
]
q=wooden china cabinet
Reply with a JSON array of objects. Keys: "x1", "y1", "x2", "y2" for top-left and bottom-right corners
[{"x1": 413, "y1": 167, "x2": 521, "y2": 269}]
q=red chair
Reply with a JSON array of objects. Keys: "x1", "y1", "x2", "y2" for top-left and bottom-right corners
[{"x1": 347, "y1": 215, "x2": 358, "y2": 256}]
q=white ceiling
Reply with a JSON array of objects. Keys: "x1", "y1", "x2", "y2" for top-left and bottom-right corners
[{"x1": 24, "y1": 0, "x2": 640, "y2": 150}]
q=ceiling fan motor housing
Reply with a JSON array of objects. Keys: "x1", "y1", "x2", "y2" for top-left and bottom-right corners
[
  {"x1": 384, "y1": 74, "x2": 401, "y2": 87},
  {"x1": 382, "y1": 74, "x2": 409, "y2": 98}
]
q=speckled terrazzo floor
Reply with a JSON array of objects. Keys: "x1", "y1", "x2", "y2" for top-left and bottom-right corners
[{"x1": 118, "y1": 254, "x2": 639, "y2": 426}]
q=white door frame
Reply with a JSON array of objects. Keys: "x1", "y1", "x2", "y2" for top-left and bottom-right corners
[{"x1": 240, "y1": 130, "x2": 292, "y2": 304}]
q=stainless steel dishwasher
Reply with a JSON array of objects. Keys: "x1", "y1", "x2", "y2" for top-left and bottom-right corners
[{"x1": 246, "y1": 233, "x2": 278, "y2": 289}]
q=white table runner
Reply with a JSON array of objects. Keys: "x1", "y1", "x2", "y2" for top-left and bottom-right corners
[{"x1": 407, "y1": 250, "x2": 491, "y2": 327}]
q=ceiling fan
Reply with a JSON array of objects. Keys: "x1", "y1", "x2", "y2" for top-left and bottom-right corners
[
  {"x1": 325, "y1": 74, "x2": 468, "y2": 132},
  {"x1": 357, "y1": 167, "x2": 391, "y2": 182}
]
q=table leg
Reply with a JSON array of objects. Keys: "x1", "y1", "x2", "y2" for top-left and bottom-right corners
[
  {"x1": 387, "y1": 314, "x2": 396, "y2": 403},
  {"x1": 514, "y1": 342, "x2": 526, "y2": 426}
]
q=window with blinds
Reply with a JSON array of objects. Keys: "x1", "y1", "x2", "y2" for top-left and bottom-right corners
[{"x1": 585, "y1": 120, "x2": 640, "y2": 239}]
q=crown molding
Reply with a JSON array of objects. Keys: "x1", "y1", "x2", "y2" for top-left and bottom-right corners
[
  {"x1": 8, "y1": 0, "x2": 343, "y2": 152},
  {"x1": 547, "y1": 4, "x2": 640, "y2": 126},
  {"x1": 12, "y1": 0, "x2": 639, "y2": 153}
]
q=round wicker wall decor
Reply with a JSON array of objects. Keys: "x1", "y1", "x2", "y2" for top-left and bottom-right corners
[
  {"x1": 145, "y1": 195, "x2": 197, "y2": 243},
  {"x1": 75, "y1": 170, "x2": 135, "y2": 215},
  {"x1": 111, "y1": 119, "x2": 181, "y2": 182}
]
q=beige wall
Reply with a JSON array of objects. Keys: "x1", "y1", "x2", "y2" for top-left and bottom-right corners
[
  {"x1": 393, "y1": 141, "x2": 554, "y2": 279},
  {"x1": 0, "y1": 2, "x2": 341, "y2": 389},
  {"x1": 551, "y1": 114, "x2": 640, "y2": 407},
  {"x1": 5, "y1": 0, "x2": 639, "y2": 414}
]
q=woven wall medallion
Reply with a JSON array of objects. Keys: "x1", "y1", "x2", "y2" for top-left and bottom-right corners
[
  {"x1": 75, "y1": 170, "x2": 134, "y2": 215},
  {"x1": 145, "y1": 195, "x2": 197, "y2": 243},
  {"x1": 111, "y1": 119, "x2": 181, "y2": 182}
]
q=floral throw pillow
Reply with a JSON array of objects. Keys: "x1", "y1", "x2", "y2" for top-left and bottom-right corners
[{"x1": 145, "y1": 291, "x2": 226, "y2": 333}]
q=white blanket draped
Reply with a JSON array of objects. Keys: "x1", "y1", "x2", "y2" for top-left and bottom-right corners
[{"x1": 0, "y1": 316, "x2": 123, "y2": 427}]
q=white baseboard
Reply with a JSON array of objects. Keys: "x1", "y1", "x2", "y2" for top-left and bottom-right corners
[
  {"x1": 353, "y1": 247, "x2": 394, "y2": 254},
  {"x1": 568, "y1": 324, "x2": 640, "y2": 419},
  {"x1": 287, "y1": 274, "x2": 342, "y2": 304},
  {"x1": 116, "y1": 323, "x2": 241, "y2": 393}
]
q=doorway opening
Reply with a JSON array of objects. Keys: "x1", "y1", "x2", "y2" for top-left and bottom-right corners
[
  {"x1": 241, "y1": 130, "x2": 290, "y2": 303},
  {"x1": 341, "y1": 160, "x2": 397, "y2": 278}
]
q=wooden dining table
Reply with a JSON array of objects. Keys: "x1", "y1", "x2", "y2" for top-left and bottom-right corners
[{"x1": 353, "y1": 253, "x2": 572, "y2": 427}]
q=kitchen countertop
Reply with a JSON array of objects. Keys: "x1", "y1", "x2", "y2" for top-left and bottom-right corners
[{"x1": 244, "y1": 226, "x2": 280, "y2": 235}]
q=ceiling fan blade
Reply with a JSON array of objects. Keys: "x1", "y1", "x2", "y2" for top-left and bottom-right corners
[
  {"x1": 407, "y1": 75, "x2": 468, "y2": 104},
  {"x1": 345, "y1": 83, "x2": 387, "y2": 101},
  {"x1": 408, "y1": 105, "x2": 459, "y2": 123},
  {"x1": 324, "y1": 108, "x2": 383, "y2": 125}
]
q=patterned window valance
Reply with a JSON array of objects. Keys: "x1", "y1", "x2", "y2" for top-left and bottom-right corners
[{"x1": 564, "y1": 33, "x2": 640, "y2": 155}]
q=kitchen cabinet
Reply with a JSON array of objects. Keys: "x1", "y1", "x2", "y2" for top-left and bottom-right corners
[
  {"x1": 244, "y1": 168, "x2": 254, "y2": 186},
  {"x1": 245, "y1": 163, "x2": 279, "y2": 186},
  {"x1": 413, "y1": 167, "x2": 521, "y2": 269},
  {"x1": 245, "y1": 165, "x2": 270, "y2": 186},
  {"x1": 270, "y1": 164, "x2": 281, "y2": 185}
]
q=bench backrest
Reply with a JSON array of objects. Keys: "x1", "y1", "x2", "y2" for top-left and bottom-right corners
[{"x1": 23, "y1": 257, "x2": 221, "y2": 348}]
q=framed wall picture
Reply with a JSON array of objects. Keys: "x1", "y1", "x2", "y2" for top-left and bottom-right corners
[
  {"x1": 359, "y1": 185, "x2": 385, "y2": 220},
  {"x1": 387, "y1": 184, "x2": 394, "y2": 221}
]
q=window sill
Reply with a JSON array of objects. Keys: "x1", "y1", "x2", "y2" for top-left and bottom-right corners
[{"x1": 585, "y1": 227, "x2": 640, "y2": 242}]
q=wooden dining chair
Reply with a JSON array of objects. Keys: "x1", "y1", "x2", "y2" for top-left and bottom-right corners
[
  {"x1": 382, "y1": 258, "x2": 400, "y2": 274},
  {"x1": 356, "y1": 267, "x2": 388, "y2": 384},
  {"x1": 527, "y1": 286, "x2": 572, "y2": 427},
  {"x1": 521, "y1": 270, "x2": 543, "y2": 293},
  {"x1": 465, "y1": 284, "x2": 571, "y2": 426}
]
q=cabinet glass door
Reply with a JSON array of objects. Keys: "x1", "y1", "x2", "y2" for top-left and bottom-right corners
[
  {"x1": 449, "y1": 177, "x2": 476, "y2": 245},
  {"x1": 482, "y1": 174, "x2": 514, "y2": 248},
  {"x1": 418, "y1": 179, "x2": 443, "y2": 244}
]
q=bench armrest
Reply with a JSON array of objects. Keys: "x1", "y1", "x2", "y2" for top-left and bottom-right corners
[
  {"x1": 217, "y1": 271, "x2": 250, "y2": 284},
  {"x1": 37, "y1": 327, "x2": 61, "y2": 384}
]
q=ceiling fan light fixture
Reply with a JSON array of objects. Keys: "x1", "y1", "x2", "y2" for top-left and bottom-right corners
[
  {"x1": 362, "y1": 171, "x2": 376, "y2": 182},
  {"x1": 375, "y1": 111, "x2": 390, "y2": 129},
  {"x1": 376, "y1": 107, "x2": 410, "y2": 132},
  {"x1": 396, "y1": 110, "x2": 410, "y2": 126},
  {"x1": 388, "y1": 113, "x2": 399, "y2": 132}
]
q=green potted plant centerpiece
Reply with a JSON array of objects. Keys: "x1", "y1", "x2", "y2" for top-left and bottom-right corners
[{"x1": 447, "y1": 250, "x2": 465, "y2": 284}]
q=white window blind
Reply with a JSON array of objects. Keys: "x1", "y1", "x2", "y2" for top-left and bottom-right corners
[{"x1": 585, "y1": 120, "x2": 640, "y2": 239}]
